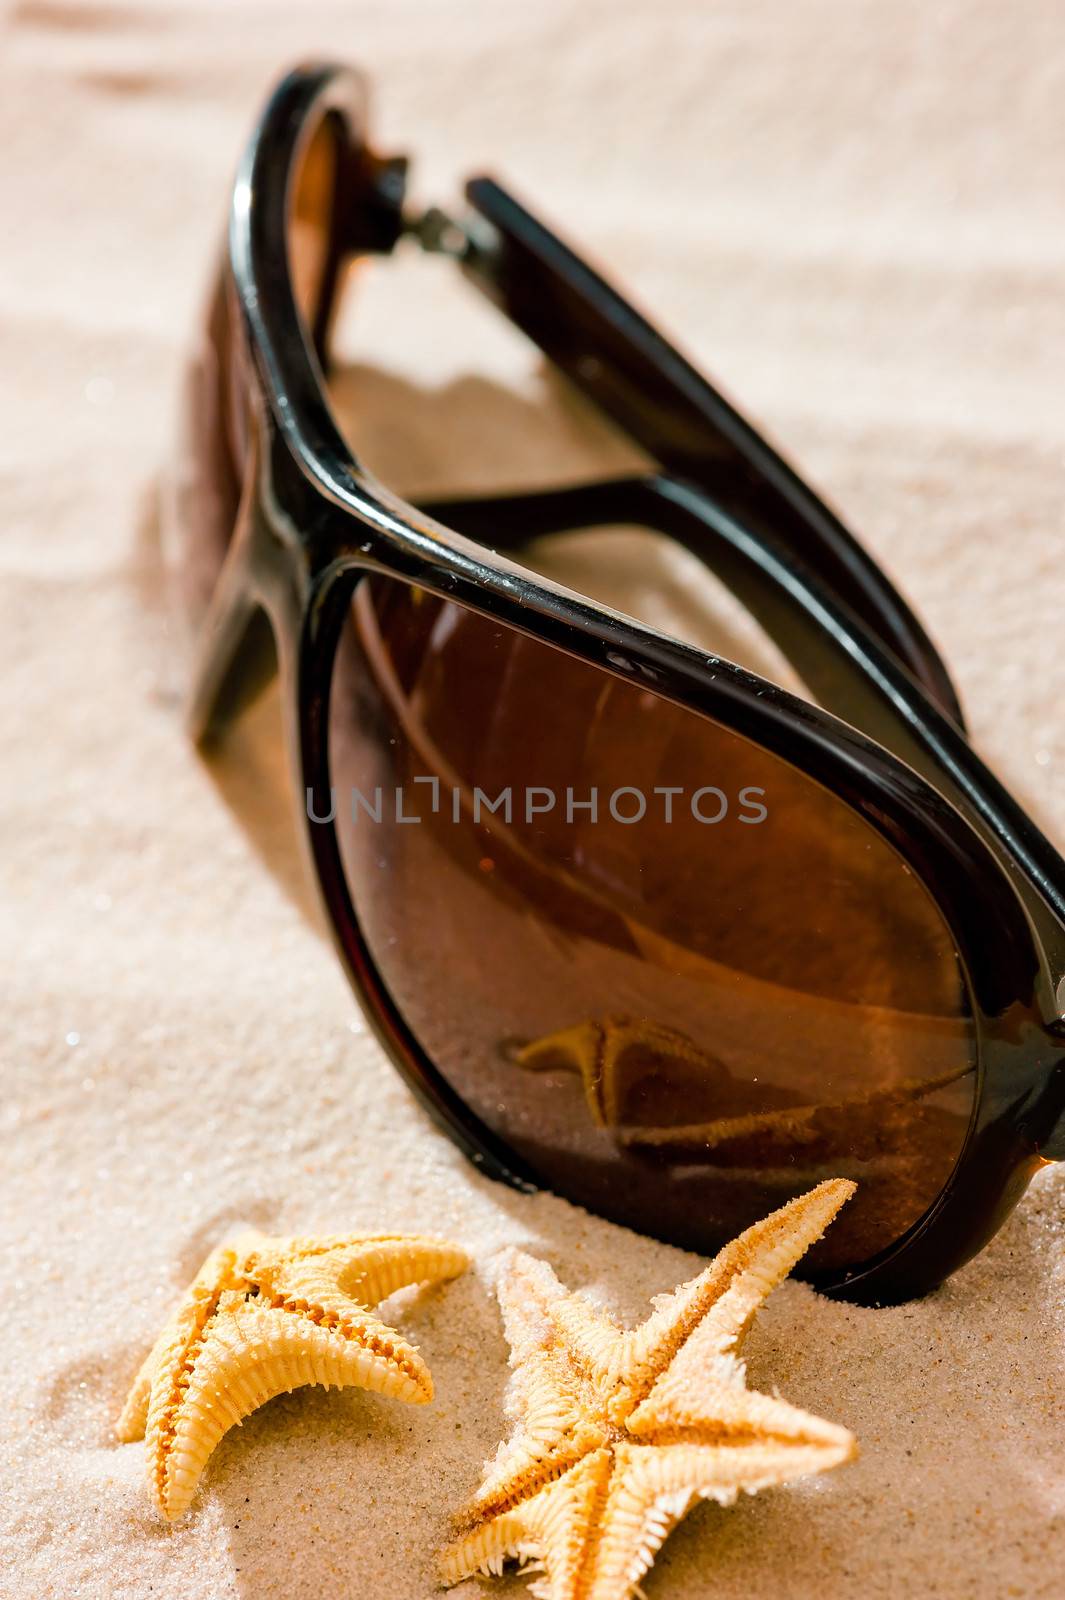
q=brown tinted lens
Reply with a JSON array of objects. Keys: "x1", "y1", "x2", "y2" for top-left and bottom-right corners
[
  {"x1": 328, "y1": 576, "x2": 975, "y2": 1273},
  {"x1": 167, "y1": 112, "x2": 338, "y2": 632},
  {"x1": 166, "y1": 270, "x2": 244, "y2": 630}
]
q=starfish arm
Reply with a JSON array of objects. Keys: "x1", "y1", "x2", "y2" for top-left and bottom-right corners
[
  {"x1": 587, "y1": 1435, "x2": 855, "y2": 1600},
  {"x1": 116, "y1": 1330, "x2": 171, "y2": 1444},
  {"x1": 516, "y1": 1021, "x2": 610, "y2": 1125},
  {"x1": 146, "y1": 1298, "x2": 434, "y2": 1519},
  {"x1": 439, "y1": 1504, "x2": 542, "y2": 1588},
  {"x1": 627, "y1": 1354, "x2": 856, "y2": 1453},
  {"x1": 516, "y1": 1017, "x2": 726, "y2": 1133},
  {"x1": 494, "y1": 1250, "x2": 568, "y2": 1365},
  {"x1": 552, "y1": 1180, "x2": 855, "y2": 1406},
  {"x1": 115, "y1": 1240, "x2": 249, "y2": 1442},
  {"x1": 461, "y1": 1253, "x2": 610, "y2": 1518},
  {"x1": 441, "y1": 1449, "x2": 613, "y2": 1600},
  {"x1": 624, "y1": 1065, "x2": 971, "y2": 1155},
  {"x1": 598, "y1": 1017, "x2": 727, "y2": 1132},
  {"x1": 251, "y1": 1234, "x2": 469, "y2": 1310},
  {"x1": 498, "y1": 1252, "x2": 632, "y2": 1427},
  {"x1": 655, "y1": 1179, "x2": 856, "y2": 1384},
  {"x1": 466, "y1": 1381, "x2": 608, "y2": 1522}
]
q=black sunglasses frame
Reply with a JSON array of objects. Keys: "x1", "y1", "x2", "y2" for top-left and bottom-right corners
[{"x1": 187, "y1": 62, "x2": 1065, "y2": 1305}]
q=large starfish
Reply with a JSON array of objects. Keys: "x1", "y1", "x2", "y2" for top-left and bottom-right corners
[
  {"x1": 117, "y1": 1231, "x2": 468, "y2": 1519},
  {"x1": 440, "y1": 1180, "x2": 856, "y2": 1600}
]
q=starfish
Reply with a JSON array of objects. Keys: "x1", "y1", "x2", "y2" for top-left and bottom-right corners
[
  {"x1": 116, "y1": 1230, "x2": 468, "y2": 1519},
  {"x1": 517, "y1": 1016, "x2": 968, "y2": 1161},
  {"x1": 514, "y1": 1017, "x2": 724, "y2": 1129},
  {"x1": 439, "y1": 1180, "x2": 856, "y2": 1600}
]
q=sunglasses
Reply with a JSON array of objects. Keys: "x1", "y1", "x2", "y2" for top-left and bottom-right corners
[{"x1": 173, "y1": 61, "x2": 1065, "y2": 1305}]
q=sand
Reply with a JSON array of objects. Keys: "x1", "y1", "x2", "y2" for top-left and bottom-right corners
[{"x1": 2, "y1": 1, "x2": 1064, "y2": 1595}]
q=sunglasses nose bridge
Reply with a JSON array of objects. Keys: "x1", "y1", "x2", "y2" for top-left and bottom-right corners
[{"x1": 186, "y1": 425, "x2": 314, "y2": 745}]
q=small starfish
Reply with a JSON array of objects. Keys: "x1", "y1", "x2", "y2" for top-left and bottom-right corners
[
  {"x1": 117, "y1": 1231, "x2": 468, "y2": 1519},
  {"x1": 440, "y1": 1180, "x2": 856, "y2": 1600}
]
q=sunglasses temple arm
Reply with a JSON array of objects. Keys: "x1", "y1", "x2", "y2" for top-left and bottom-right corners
[
  {"x1": 421, "y1": 472, "x2": 1065, "y2": 978},
  {"x1": 420, "y1": 474, "x2": 896, "y2": 736},
  {"x1": 452, "y1": 175, "x2": 966, "y2": 733}
]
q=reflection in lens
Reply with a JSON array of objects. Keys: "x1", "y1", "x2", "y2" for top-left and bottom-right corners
[{"x1": 327, "y1": 574, "x2": 976, "y2": 1273}]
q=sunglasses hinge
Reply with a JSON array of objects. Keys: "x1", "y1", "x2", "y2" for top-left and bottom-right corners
[
  {"x1": 340, "y1": 150, "x2": 410, "y2": 256},
  {"x1": 404, "y1": 204, "x2": 499, "y2": 266}
]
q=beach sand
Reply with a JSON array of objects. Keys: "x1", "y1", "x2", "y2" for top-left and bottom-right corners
[{"x1": 2, "y1": 1, "x2": 1064, "y2": 1595}]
